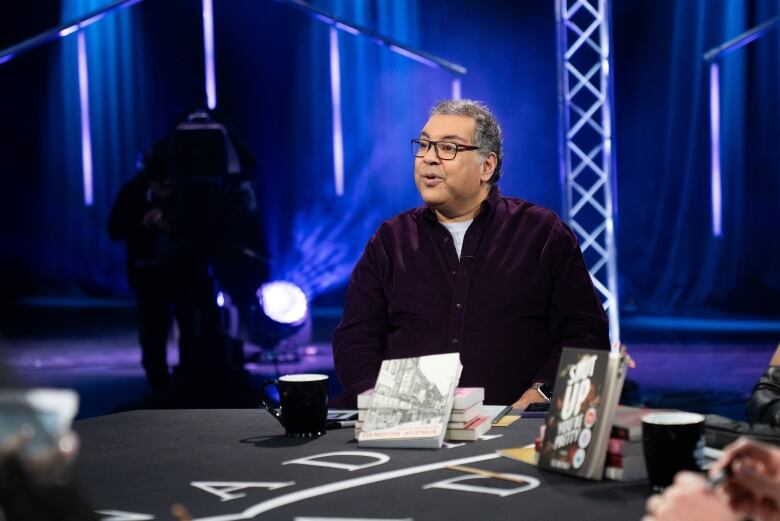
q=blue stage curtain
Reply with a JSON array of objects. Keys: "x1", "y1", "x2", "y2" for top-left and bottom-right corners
[
  {"x1": 274, "y1": 0, "x2": 558, "y2": 302},
  {"x1": 614, "y1": 0, "x2": 780, "y2": 317},
  {"x1": 38, "y1": 0, "x2": 148, "y2": 295},
  {"x1": 31, "y1": 0, "x2": 436, "y2": 301},
  {"x1": 253, "y1": 0, "x2": 440, "y2": 299},
  {"x1": 17, "y1": 0, "x2": 778, "y2": 318}
]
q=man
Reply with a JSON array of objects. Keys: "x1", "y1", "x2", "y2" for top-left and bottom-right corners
[
  {"x1": 748, "y1": 343, "x2": 780, "y2": 426},
  {"x1": 333, "y1": 99, "x2": 608, "y2": 409},
  {"x1": 109, "y1": 110, "x2": 265, "y2": 391},
  {"x1": 108, "y1": 165, "x2": 178, "y2": 391}
]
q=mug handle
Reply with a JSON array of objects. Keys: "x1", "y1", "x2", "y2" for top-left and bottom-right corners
[{"x1": 260, "y1": 380, "x2": 285, "y2": 428}]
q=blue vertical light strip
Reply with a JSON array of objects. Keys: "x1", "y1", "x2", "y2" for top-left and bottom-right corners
[
  {"x1": 709, "y1": 61, "x2": 722, "y2": 237},
  {"x1": 77, "y1": 30, "x2": 94, "y2": 206},
  {"x1": 451, "y1": 77, "x2": 461, "y2": 100},
  {"x1": 329, "y1": 26, "x2": 344, "y2": 196},
  {"x1": 202, "y1": 0, "x2": 217, "y2": 109}
]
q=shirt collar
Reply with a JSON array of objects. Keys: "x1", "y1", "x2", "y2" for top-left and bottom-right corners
[{"x1": 421, "y1": 185, "x2": 500, "y2": 223}]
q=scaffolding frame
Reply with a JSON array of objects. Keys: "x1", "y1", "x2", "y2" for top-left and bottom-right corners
[{"x1": 555, "y1": 0, "x2": 620, "y2": 343}]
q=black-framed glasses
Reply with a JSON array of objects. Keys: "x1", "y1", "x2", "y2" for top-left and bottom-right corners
[{"x1": 411, "y1": 139, "x2": 480, "y2": 160}]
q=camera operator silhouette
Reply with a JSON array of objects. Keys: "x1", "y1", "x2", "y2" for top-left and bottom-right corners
[{"x1": 109, "y1": 109, "x2": 267, "y2": 398}]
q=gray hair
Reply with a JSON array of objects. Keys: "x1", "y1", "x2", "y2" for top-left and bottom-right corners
[{"x1": 430, "y1": 99, "x2": 503, "y2": 185}]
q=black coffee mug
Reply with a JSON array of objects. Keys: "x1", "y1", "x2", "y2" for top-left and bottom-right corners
[
  {"x1": 261, "y1": 374, "x2": 328, "y2": 438},
  {"x1": 642, "y1": 412, "x2": 706, "y2": 492}
]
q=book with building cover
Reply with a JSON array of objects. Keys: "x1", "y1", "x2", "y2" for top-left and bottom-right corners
[
  {"x1": 357, "y1": 386, "x2": 483, "y2": 411},
  {"x1": 357, "y1": 352, "x2": 462, "y2": 449},
  {"x1": 359, "y1": 403, "x2": 481, "y2": 424},
  {"x1": 537, "y1": 348, "x2": 628, "y2": 480}
]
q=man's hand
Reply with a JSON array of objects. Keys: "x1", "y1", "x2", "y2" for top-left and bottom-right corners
[
  {"x1": 142, "y1": 208, "x2": 171, "y2": 231},
  {"x1": 511, "y1": 387, "x2": 547, "y2": 411},
  {"x1": 142, "y1": 208, "x2": 163, "y2": 227},
  {"x1": 643, "y1": 472, "x2": 740, "y2": 521}
]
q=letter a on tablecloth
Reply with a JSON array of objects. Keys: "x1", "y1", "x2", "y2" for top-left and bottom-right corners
[{"x1": 190, "y1": 481, "x2": 295, "y2": 502}]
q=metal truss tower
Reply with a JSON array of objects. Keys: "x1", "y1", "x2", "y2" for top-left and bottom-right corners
[{"x1": 555, "y1": 0, "x2": 620, "y2": 343}]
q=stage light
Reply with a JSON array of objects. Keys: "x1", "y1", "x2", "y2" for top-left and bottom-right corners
[
  {"x1": 245, "y1": 281, "x2": 310, "y2": 361},
  {"x1": 77, "y1": 31, "x2": 93, "y2": 206},
  {"x1": 257, "y1": 281, "x2": 308, "y2": 326},
  {"x1": 202, "y1": 0, "x2": 217, "y2": 109},
  {"x1": 329, "y1": 26, "x2": 344, "y2": 196}
]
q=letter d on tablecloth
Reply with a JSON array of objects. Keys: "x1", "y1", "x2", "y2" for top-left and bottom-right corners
[{"x1": 283, "y1": 451, "x2": 390, "y2": 472}]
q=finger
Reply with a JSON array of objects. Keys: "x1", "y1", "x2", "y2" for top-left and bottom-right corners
[
  {"x1": 646, "y1": 493, "x2": 664, "y2": 515},
  {"x1": 719, "y1": 437, "x2": 754, "y2": 466},
  {"x1": 733, "y1": 502, "x2": 759, "y2": 520},
  {"x1": 709, "y1": 438, "x2": 780, "y2": 476},
  {"x1": 731, "y1": 459, "x2": 780, "y2": 500},
  {"x1": 724, "y1": 481, "x2": 757, "y2": 515},
  {"x1": 724, "y1": 480, "x2": 751, "y2": 499},
  {"x1": 754, "y1": 497, "x2": 779, "y2": 521},
  {"x1": 715, "y1": 438, "x2": 750, "y2": 473},
  {"x1": 723, "y1": 438, "x2": 775, "y2": 468},
  {"x1": 673, "y1": 471, "x2": 708, "y2": 489}
]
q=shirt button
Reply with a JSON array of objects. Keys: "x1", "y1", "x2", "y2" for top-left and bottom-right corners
[
  {"x1": 451, "y1": 269, "x2": 456, "y2": 276},
  {"x1": 443, "y1": 236, "x2": 449, "y2": 242},
  {"x1": 451, "y1": 337, "x2": 459, "y2": 344},
  {"x1": 455, "y1": 303, "x2": 462, "y2": 309}
]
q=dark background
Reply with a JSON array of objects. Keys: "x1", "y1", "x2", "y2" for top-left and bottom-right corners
[{"x1": 1, "y1": 0, "x2": 778, "y2": 320}]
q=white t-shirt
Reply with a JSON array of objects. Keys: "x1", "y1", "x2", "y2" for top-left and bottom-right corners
[{"x1": 441, "y1": 219, "x2": 474, "y2": 259}]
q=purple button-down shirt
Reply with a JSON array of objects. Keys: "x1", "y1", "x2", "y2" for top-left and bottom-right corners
[{"x1": 333, "y1": 187, "x2": 609, "y2": 406}]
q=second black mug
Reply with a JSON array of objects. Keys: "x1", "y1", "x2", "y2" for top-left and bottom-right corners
[{"x1": 642, "y1": 411, "x2": 706, "y2": 492}]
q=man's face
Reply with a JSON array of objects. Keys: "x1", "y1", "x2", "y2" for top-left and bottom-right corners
[{"x1": 414, "y1": 114, "x2": 494, "y2": 219}]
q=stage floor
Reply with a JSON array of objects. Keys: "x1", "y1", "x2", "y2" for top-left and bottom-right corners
[{"x1": 0, "y1": 303, "x2": 776, "y2": 420}]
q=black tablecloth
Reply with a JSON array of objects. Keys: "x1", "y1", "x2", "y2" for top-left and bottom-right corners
[{"x1": 74, "y1": 409, "x2": 649, "y2": 520}]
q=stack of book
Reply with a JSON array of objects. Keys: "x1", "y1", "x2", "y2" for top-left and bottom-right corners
[
  {"x1": 445, "y1": 387, "x2": 491, "y2": 441},
  {"x1": 355, "y1": 386, "x2": 491, "y2": 442},
  {"x1": 604, "y1": 437, "x2": 646, "y2": 481},
  {"x1": 355, "y1": 353, "x2": 463, "y2": 449},
  {"x1": 603, "y1": 405, "x2": 674, "y2": 481},
  {"x1": 354, "y1": 390, "x2": 371, "y2": 438}
]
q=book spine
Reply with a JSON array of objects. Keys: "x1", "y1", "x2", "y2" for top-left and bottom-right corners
[
  {"x1": 452, "y1": 388, "x2": 485, "y2": 410},
  {"x1": 607, "y1": 437, "x2": 645, "y2": 458},
  {"x1": 610, "y1": 426, "x2": 638, "y2": 441},
  {"x1": 604, "y1": 465, "x2": 647, "y2": 481}
]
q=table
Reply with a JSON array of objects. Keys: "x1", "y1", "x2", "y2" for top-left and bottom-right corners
[{"x1": 74, "y1": 409, "x2": 649, "y2": 520}]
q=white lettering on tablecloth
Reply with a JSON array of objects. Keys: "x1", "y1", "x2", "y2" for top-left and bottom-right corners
[
  {"x1": 192, "y1": 453, "x2": 501, "y2": 520},
  {"x1": 422, "y1": 474, "x2": 540, "y2": 497},
  {"x1": 294, "y1": 517, "x2": 413, "y2": 521},
  {"x1": 190, "y1": 482, "x2": 295, "y2": 502},
  {"x1": 95, "y1": 510, "x2": 155, "y2": 521},
  {"x1": 282, "y1": 451, "x2": 390, "y2": 472}
]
